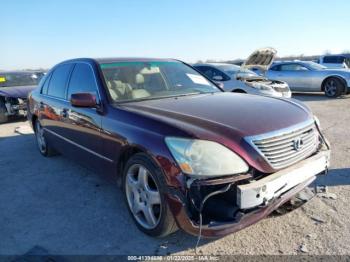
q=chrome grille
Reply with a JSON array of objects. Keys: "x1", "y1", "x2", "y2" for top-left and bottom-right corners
[{"x1": 249, "y1": 122, "x2": 318, "y2": 169}]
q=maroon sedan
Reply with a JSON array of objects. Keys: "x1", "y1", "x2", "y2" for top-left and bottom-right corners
[{"x1": 27, "y1": 58, "x2": 330, "y2": 238}]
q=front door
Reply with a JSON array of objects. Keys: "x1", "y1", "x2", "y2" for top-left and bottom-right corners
[{"x1": 63, "y1": 62, "x2": 109, "y2": 171}]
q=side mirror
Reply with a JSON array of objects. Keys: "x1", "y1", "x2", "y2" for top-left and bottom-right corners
[
  {"x1": 212, "y1": 75, "x2": 224, "y2": 81},
  {"x1": 70, "y1": 93, "x2": 97, "y2": 108}
]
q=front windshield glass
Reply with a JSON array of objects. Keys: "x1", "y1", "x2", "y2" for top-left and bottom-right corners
[
  {"x1": 305, "y1": 62, "x2": 327, "y2": 70},
  {"x1": 100, "y1": 61, "x2": 220, "y2": 102},
  {"x1": 0, "y1": 72, "x2": 45, "y2": 88}
]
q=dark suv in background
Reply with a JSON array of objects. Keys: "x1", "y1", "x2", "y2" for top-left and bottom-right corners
[{"x1": 28, "y1": 58, "x2": 330, "y2": 238}]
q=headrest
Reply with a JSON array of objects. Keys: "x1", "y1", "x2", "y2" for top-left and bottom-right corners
[
  {"x1": 140, "y1": 67, "x2": 160, "y2": 74},
  {"x1": 135, "y1": 74, "x2": 144, "y2": 84}
]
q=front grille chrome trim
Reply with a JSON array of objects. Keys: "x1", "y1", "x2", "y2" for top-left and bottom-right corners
[{"x1": 245, "y1": 119, "x2": 319, "y2": 170}]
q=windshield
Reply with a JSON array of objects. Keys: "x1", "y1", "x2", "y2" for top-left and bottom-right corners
[
  {"x1": 100, "y1": 61, "x2": 220, "y2": 102},
  {"x1": 305, "y1": 62, "x2": 327, "y2": 70},
  {"x1": 0, "y1": 72, "x2": 45, "y2": 88}
]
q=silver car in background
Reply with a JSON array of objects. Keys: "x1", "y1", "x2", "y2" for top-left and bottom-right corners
[
  {"x1": 267, "y1": 61, "x2": 350, "y2": 98},
  {"x1": 193, "y1": 48, "x2": 291, "y2": 98}
]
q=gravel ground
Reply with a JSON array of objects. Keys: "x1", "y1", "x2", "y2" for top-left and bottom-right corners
[{"x1": 0, "y1": 93, "x2": 349, "y2": 256}]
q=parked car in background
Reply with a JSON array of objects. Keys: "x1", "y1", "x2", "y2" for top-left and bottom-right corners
[
  {"x1": 266, "y1": 61, "x2": 350, "y2": 97},
  {"x1": 318, "y1": 54, "x2": 350, "y2": 69},
  {"x1": 0, "y1": 70, "x2": 45, "y2": 123},
  {"x1": 194, "y1": 48, "x2": 291, "y2": 98},
  {"x1": 28, "y1": 57, "x2": 330, "y2": 238}
]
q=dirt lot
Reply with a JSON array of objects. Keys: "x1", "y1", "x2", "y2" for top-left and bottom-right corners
[{"x1": 0, "y1": 93, "x2": 349, "y2": 256}]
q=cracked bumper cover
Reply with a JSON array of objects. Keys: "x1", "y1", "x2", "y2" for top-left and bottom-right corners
[{"x1": 166, "y1": 149, "x2": 330, "y2": 238}]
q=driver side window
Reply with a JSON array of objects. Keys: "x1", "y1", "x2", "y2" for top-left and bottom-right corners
[
  {"x1": 280, "y1": 64, "x2": 308, "y2": 71},
  {"x1": 67, "y1": 63, "x2": 98, "y2": 100}
]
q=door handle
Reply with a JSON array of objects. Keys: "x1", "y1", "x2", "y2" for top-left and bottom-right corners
[{"x1": 61, "y1": 108, "x2": 69, "y2": 118}]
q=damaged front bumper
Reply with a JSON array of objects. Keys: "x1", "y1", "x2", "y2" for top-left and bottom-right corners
[{"x1": 166, "y1": 149, "x2": 330, "y2": 238}]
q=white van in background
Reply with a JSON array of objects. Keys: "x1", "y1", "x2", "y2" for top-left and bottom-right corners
[{"x1": 318, "y1": 55, "x2": 350, "y2": 69}]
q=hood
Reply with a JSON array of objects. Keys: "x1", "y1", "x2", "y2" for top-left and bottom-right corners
[
  {"x1": 241, "y1": 47, "x2": 277, "y2": 72},
  {"x1": 0, "y1": 85, "x2": 36, "y2": 99},
  {"x1": 121, "y1": 92, "x2": 312, "y2": 138}
]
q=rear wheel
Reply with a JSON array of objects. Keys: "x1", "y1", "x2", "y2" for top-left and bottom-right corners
[
  {"x1": 34, "y1": 119, "x2": 55, "y2": 157},
  {"x1": 324, "y1": 78, "x2": 344, "y2": 98},
  {"x1": 123, "y1": 153, "x2": 177, "y2": 237}
]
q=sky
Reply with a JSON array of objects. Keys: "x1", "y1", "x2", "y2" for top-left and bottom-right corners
[{"x1": 1, "y1": 0, "x2": 350, "y2": 70}]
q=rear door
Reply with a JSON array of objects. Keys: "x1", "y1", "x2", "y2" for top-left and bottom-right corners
[{"x1": 39, "y1": 63, "x2": 74, "y2": 145}]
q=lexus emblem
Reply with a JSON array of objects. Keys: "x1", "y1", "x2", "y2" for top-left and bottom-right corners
[{"x1": 293, "y1": 137, "x2": 304, "y2": 151}]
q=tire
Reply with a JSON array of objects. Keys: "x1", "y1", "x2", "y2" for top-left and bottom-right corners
[
  {"x1": 122, "y1": 153, "x2": 178, "y2": 237},
  {"x1": 324, "y1": 78, "x2": 344, "y2": 98},
  {"x1": 34, "y1": 119, "x2": 56, "y2": 157},
  {"x1": 232, "y1": 89, "x2": 247, "y2": 93}
]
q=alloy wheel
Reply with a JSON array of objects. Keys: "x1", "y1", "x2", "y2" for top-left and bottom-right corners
[
  {"x1": 125, "y1": 164, "x2": 162, "y2": 229},
  {"x1": 325, "y1": 79, "x2": 337, "y2": 97},
  {"x1": 35, "y1": 121, "x2": 47, "y2": 153}
]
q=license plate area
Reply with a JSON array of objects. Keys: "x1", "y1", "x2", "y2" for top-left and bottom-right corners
[{"x1": 237, "y1": 152, "x2": 329, "y2": 209}]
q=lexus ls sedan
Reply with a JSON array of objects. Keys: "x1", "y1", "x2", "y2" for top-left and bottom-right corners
[
  {"x1": 28, "y1": 58, "x2": 330, "y2": 238},
  {"x1": 266, "y1": 61, "x2": 350, "y2": 98}
]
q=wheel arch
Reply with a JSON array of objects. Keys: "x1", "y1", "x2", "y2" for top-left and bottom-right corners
[
  {"x1": 31, "y1": 114, "x2": 38, "y2": 131},
  {"x1": 115, "y1": 146, "x2": 146, "y2": 187}
]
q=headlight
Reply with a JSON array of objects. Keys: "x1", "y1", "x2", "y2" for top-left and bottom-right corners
[
  {"x1": 165, "y1": 137, "x2": 249, "y2": 178},
  {"x1": 246, "y1": 81, "x2": 273, "y2": 91}
]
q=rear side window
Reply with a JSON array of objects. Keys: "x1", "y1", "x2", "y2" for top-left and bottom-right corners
[
  {"x1": 67, "y1": 63, "x2": 97, "y2": 99},
  {"x1": 41, "y1": 73, "x2": 52, "y2": 94},
  {"x1": 280, "y1": 64, "x2": 308, "y2": 71},
  {"x1": 47, "y1": 64, "x2": 73, "y2": 98}
]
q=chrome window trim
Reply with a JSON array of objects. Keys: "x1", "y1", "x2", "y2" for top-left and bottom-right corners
[
  {"x1": 44, "y1": 128, "x2": 113, "y2": 163},
  {"x1": 244, "y1": 118, "x2": 316, "y2": 169}
]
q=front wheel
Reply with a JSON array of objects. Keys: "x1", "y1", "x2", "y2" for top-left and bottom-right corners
[
  {"x1": 123, "y1": 153, "x2": 177, "y2": 237},
  {"x1": 324, "y1": 78, "x2": 344, "y2": 98}
]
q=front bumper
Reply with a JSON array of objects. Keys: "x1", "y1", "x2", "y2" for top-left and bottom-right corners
[{"x1": 166, "y1": 149, "x2": 330, "y2": 238}]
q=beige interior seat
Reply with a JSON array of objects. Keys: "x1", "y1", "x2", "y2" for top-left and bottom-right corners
[
  {"x1": 106, "y1": 81, "x2": 119, "y2": 100},
  {"x1": 132, "y1": 74, "x2": 150, "y2": 99}
]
